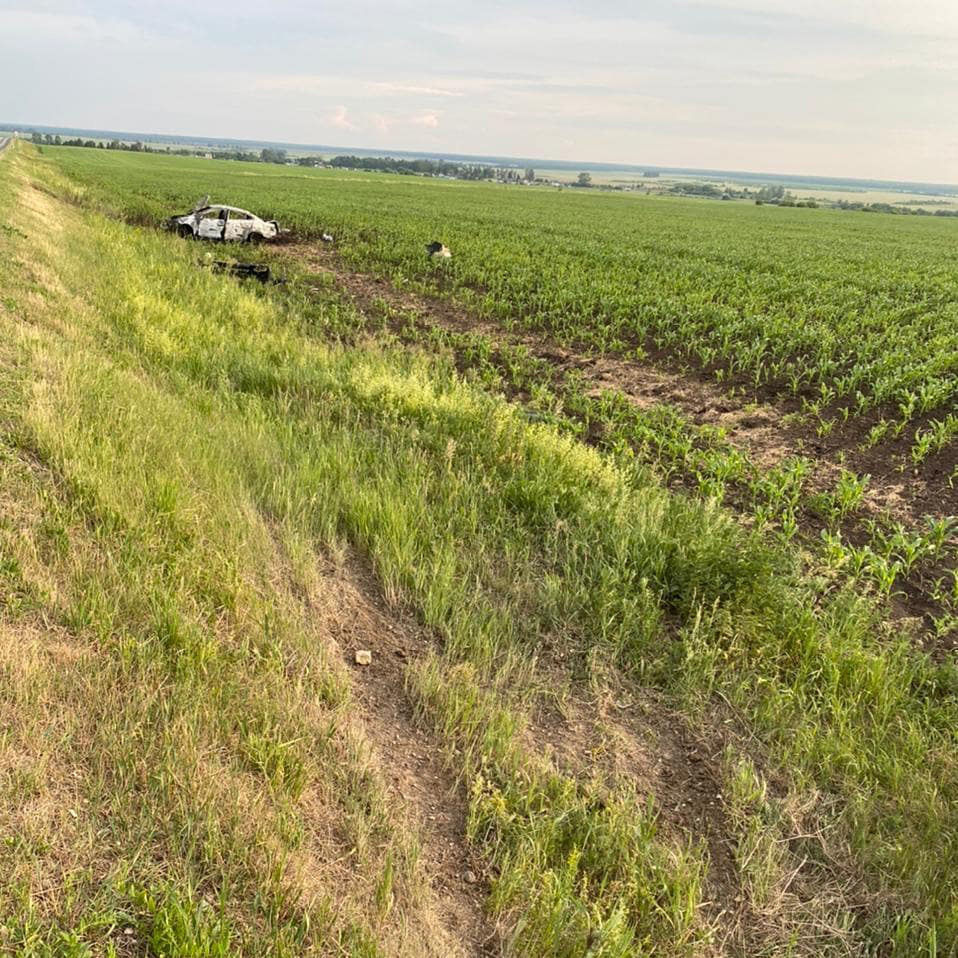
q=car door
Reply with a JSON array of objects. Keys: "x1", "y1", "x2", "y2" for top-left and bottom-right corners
[
  {"x1": 225, "y1": 210, "x2": 253, "y2": 242},
  {"x1": 197, "y1": 208, "x2": 227, "y2": 240}
]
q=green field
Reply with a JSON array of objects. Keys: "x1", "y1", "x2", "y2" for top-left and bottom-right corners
[
  {"x1": 45, "y1": 146, "x2": 958, "y2": 639},
  {"x1": 1, "y1": 141, "x2": 957, "y2": 955},
  {"x1": 49, "y1": 148, "x2": 958, "y2": 434}
]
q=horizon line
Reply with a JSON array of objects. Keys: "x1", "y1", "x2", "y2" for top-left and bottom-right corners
[{"x1": 5, "y1": 119, "x2": 957, "y2": 194}]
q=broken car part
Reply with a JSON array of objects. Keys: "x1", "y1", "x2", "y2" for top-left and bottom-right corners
[{"x1": 206, "y1": 261, "x2": 284, "y2": 284}]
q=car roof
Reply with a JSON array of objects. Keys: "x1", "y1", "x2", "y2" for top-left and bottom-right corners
[{"x1": 200, "y1": 205, "x2": 260, "y2": 217}]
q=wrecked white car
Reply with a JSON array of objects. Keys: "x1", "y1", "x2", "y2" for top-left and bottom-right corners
[{"x1": 168, "y1": 201, "x2": 280, "y2": 243}]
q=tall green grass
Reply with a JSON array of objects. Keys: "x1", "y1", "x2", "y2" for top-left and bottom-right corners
[
  {"x1": 2, "y1": 143, "x2": 957, "y2": 953},
  {"x1": 47, "y1": 145, "x2": 958, "y2": 440}
]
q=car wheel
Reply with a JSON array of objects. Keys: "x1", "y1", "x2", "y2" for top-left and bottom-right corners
[
  {"x1": 177, "y1": 224, "x2": 194, "y2": 239},
  {"x1": 247, "y1": 232, "x2": 264, "y2": 245}
]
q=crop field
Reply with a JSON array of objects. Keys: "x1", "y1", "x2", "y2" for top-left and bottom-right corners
[
  {"x1": 51, "y1": 149, "x2": 958, "y2": 437},
  {"x1": 47, "y1": 147, "x2": 958, "y2": 639},
  {"x1": 1, "y1": 140, "x2": 957, "y2": 956}
]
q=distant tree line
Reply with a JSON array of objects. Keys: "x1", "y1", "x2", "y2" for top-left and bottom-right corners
[
  {"x1": 31, "y1": 132, "x2": 96, "y2": 148},
  {"x1": 22, "y1": 131, "x2": 296, "y2": 164},
  {"x1": 31, "y1": 132, "x2": 152, "y2": 151},
  {"x1": 756, "y1": 185, "x2": 958, "y2": 215},
  {"x1": 749, "y1": 184, "x2": 818, "y2": 207},
  {"x1": 670, "y1": 182, "x2": 723, "y2": 197},
  {"x1": 27, "y1": 134, "x2": 954, "y2": 215},
  {"x1": 755, "y1": 184, "x2": 787, "y2": 202},
  {"x1": 836, "y1": 199, "x2": 958, "y2": 217},
  {"x1": 329, "y1": 155, "x2": 500, "y2": 179},
  {"x1": 17, "y1": 135, "x2": 592, "y2": 191}
]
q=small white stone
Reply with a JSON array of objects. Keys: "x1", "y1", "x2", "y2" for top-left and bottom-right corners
[{"x1": 354, "y1": 650, "x2": 372, "y2": 666}]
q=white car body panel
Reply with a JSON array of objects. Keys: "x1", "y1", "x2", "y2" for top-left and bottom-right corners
[{"x1": 170, "y1": 205, "x2": 279, "y2": 242}]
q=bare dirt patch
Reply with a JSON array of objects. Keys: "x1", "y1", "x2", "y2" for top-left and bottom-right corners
[{"x1": 310, "y1": 557, "x2": 500, "y2": 956}]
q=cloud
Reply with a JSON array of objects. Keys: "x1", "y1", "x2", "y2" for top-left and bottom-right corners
[
  {"x1": 0, "y1": 9, "x2": 146, "y2": 45},
  {"x1": 411, "y1": 111, "x2": 441, "y2": 128},
  {"x1": 328, "y1": 105, "x2": 358, "y2": 131},
  {"x1": 252, "y1": 74, "x2": 350, "y2": 93},
  {"x1": 3, "y1": 1, "x2": 957, "y2": 181},
  {"x1": 697, "y1": 0, "x2": 958, "y2": 39},
  {"x1": 368, "y1": 82, "x2": 462, "y2": 97}
]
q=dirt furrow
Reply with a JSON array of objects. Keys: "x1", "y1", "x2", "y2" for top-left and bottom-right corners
[
  {"x1": 279, "y1": 243, "x2": 954, "y2": 528},
  {"x1": 310, "y1": 558, "x2": 499, "y2": 956}
]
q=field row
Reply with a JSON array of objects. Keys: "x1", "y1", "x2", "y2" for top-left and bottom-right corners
[{"x1": 47, "y1": 146, "x2": 958, "y2": 477}]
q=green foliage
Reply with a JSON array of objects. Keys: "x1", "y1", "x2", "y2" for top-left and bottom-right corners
[
  {"x1": 46, "y1": 147, "x2": 958, "y2": 448},
  {"x1": 126, "y1": 882, "x2": 235, "y2": 958},
  {"x1": 259, "y1": 148, "x2": 287, "y2": 165},
  {"x1": 330, "y1": 154, "x2": 499, "y2": 179},
  {"x1": 5, "y1": 141, "x2": 958, "y2": 954}
]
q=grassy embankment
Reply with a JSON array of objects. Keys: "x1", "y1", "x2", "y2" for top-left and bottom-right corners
[
  {"x1": 44, "y1": 147, "x2": 958, "y2": 642},
  {"x1": 1, "y1": 141, "x2": 957, "y2": 955}
]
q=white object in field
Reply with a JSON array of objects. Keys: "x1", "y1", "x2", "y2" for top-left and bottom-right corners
[
  {"x1": 354, "y1": 649, "x2": 372, "y2": 666},
  {"x1": 321, "y1": 232, "x2": 334, "y2": 243},
  {"x1": 168, "y1": 204, "x2": 280, "y2": 243},
  {"x1": 426, "y1": 241, "x2": 452, "y2": 258}
]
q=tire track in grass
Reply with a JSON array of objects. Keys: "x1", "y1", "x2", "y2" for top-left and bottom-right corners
[{"x1": 307, "y1": 556, "x2": 500, "y2": 956}]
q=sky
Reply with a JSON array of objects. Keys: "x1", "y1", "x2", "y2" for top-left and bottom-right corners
[{"x1": 3, "y1": 0, "x2": 958, "y2": 182}]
